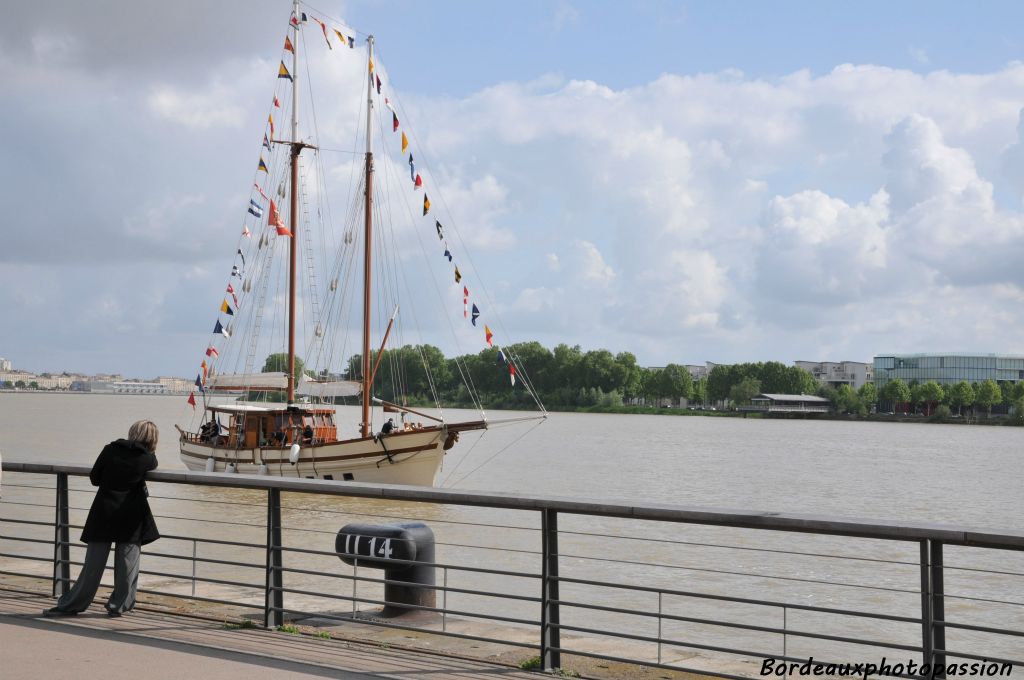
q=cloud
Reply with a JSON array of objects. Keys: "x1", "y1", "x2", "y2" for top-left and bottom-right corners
[{"x1": 8, "y1": 10, "x2": 1024, "y2": 374}]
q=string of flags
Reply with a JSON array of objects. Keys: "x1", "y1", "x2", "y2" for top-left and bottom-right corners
[{"x1": 188, "y1": 11, "x2": 518, "y2": 411}]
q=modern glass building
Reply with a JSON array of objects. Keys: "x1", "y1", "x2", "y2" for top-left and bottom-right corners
[{"x1": 873, "y1": 353, "x2": 1024, "y2": 387}]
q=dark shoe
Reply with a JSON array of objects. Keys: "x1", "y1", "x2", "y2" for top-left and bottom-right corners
[
  {"x1": 106, "y1": 609, "x2": 123, "y2": 618},
  {"x1": 42, "y1": 607, "x2": 77, "y2": 617}
]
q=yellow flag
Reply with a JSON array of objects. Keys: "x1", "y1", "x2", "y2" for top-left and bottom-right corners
[
  {"x1": 220, "y1": 300, "x2": 229, "y2": 314},
  {"x1": 423, "y1": 194, "x2": 430, "y2": 216},
  {"x1": 278, "y1": 61, "x2": 292, "y2": 81},
  {"x1": 369, "y1": 58, "x2": 374, "y2": 73},
  {"x1": 401, "y1": 132, "x2": 408, "y2": 154}
]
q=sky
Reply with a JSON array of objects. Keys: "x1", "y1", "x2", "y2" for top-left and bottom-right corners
[{"x1": 3, "y1": 1, "x2": 1024, "y2": 377}]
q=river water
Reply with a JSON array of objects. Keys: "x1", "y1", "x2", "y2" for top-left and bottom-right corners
[{"x1": 1, "y1": 393, "x2": 1021, "y2": 669}]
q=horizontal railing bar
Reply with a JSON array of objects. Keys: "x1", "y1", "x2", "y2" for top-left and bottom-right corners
[
  {"x1": 142, "y1": 550, "x2": 265, "y2": 571},
  {"x1": 550, "y1": 646, "x2": 921, "y2": 680},
  {"x1": 544, "y1": 646, "x2": 756, "y2": 680},
  {"x1": 6, "y1": 461, "x2": 1021, "y2": 549},
  {"x1": 0, "y1": 482, "x2": 55, "y2": 491},
  {"x1": 140, "y1": 568, "x2": 263, "y2": 591},
  {"x1": 0, "y1": 534, "x2": 56, "y2": 546},
  {"x1": 556, "y1": 575, "x2": 922, "y2": 615},
  {"x1": 554, "y1": 598, "x2": 921, "y2": 642},
  {"x1": 154, "y1": 533, "x2": 266, "y2": 550},
  {"x1": 937, "y1": 620, "x2": 1024, "y2": 637},
  {"x1": 934, "y1": 649, "x2": 1023, "y2": 666},
  {"x1": 0, "y1": 552, "x2": 54, "y2": 564},
  {"x1": 942, "y1": 593, "x2": 1024, "y2": 607},
  {"x1": 275, "y1": 586, "x2": 539, "y2": 626},
  {"x1": 274, "y1": 603, "x2": 539, "y2": 650},
  {"x1": 560, "y1": 529, "x2": 921, "y2": 566},
  {"x1": 135, "y1": 587, "x2": 263, "y2": 612},
  {"x1": 0, "y1": 568, "x2": 54, "y2": 580},
  {"x1": 0, "y1": 517, "x2": 55, "y2": 528},
  {"x1": 558, "y1": 551, "x2": 920, "y2": 590},
  {"x1": 276, "y1": 566, "x2": 542, "y2": 604},
  {"x1": 282, "y1": 546, "x2": 540, "y2": 580},
  {"x1": 942, "y1": 565, "x2": 1024, "y2": 577}
]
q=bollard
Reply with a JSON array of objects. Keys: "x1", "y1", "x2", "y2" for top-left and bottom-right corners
[{"x1": 336, "y1": 522, "x2": 435, "y2": 617}]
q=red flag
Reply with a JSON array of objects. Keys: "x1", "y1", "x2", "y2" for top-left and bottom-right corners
[
  {"x1": 376, "y1": 74, "x2": 381, "y2": 94},
  {"x1": 316, "y1": 19, "x2": 332, "y2": 49},
  {"x1": 187, "y1": 392, "x2": 196, "y2": 409},
  {"x1": 463, "y1": 286, "x2": 468, "y2": 318},
  {"x1": 273, "y1": 95, "x2": 281, "y2": 108},
  {"x1": 392, "y1": 111, "x2": 399, "y2": 132},
  {"x1": 269, "y1": 200, "x2": 291, "y2": 236},
  {"x1": 414, "y1": 174, "x2": 423, "y2": 189},
  {"x1": 284, "y1": 35, "x2": 295, "y2": 51},
  {"x1": 242, "y1": 225, "x2": 251, "y2": 238},
  {"x1": 254, "y1": 182, "x2": 269, "y2": 201},
  {"x1": 289, "y1": 14, "x2": 298, "y2": 28},
  {"x1": 206, "y1": 346, "x2": 219, "y2": 358},
  {"x1": 509, "y1": 364, "x2": 516, "y2": 386},
  {"x1": 485, "y1": 325, "x2": 494, "y2": 347}
]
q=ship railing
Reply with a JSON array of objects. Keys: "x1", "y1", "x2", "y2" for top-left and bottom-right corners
[{"x1": 1, "y1": 460, "x2": 1022, "y2": 679}]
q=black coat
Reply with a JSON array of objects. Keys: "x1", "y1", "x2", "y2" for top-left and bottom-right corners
[{"x1": 80, "y1": 439, "x2": 160, "y2": 545}]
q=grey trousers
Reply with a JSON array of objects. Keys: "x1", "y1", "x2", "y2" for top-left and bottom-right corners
[{"x1": 54, "y1": 542, "x2": 141, "y2": 614}]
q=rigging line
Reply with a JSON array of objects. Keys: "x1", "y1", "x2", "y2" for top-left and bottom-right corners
[
  {"x1": 314, "y1": 147, "x2": 363, "y2": 155},
  {"x1": 297, "y1": 1, "x2": 367, "y2": 38},
  {"x1": 445, "y1": 419, "x2": 546, "y2": 488},
  {"x1": 438, "y1": 429, "x2": 485, "y2": 487},
  {"x1": 377, "y1": 121, "x2": 482, "y2": 416}
]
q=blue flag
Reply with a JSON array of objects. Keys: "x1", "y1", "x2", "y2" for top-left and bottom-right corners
[
  {"x1": 214, "y1": 319, "x2": 230, "y2": 338},
  {"x1": 195, "y1": 374, "x2": 204, "y2": 392},
  {"x1": 443, "y1": 249, "x2": 452, "y2": 262},
  {"x1": 471, "y1": 304, "x2": 480, "y2": 326},
  {"x1": 497, "y1": 349, "x2": 506, "y2": 364},
  {"x1": 409, "y1": 154, "x2": 415, "y2": 181}
]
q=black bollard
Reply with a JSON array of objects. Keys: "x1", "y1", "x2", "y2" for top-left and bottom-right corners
[{"x1": 336, "y1": 522, "x2": 435, "y2": 617}]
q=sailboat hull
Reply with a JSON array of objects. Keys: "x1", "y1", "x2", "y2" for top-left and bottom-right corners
[{"x1": 179, "y1": 428, "x2": 447, "y2": 486}]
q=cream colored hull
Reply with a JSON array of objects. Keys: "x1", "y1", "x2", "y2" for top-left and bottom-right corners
[{"x1": 179, "y1": 429, "x2": 446, "y2": 486}]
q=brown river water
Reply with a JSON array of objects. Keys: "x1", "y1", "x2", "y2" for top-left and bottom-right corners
[{"x1": 1, "y1": 393, "x2": 1021, "y2": 669}]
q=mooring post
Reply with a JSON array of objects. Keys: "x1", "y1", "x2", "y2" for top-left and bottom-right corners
[
  {"x1": 930, "y1": 541, "x2": 946, "y2": 677},
  {"x1": 264, "y1": 487, "x2": 283, "y2": 628},
  {"x1": 919, "y1": 539, "x2": 934, "y2": 672},
  {"x1": 541, "y1": 508, "x2": 561, "y2": 671},
  {"x1": 52, "y1": 472, "x2": 70, "y2": 598}
]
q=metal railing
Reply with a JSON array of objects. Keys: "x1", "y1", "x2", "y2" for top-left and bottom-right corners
[{"x1": 1, "y1": 460, "x2": 1022, "y2": 678}]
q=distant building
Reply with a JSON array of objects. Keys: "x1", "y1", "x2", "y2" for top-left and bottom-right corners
[
  {"x1": 746, "y1": 393, "x2": 830, "y2": 413},
  {"x1": 874, "y1": 353, "x2": 1024, "y2": 387},
  {"x1": 0, "y1": 358, "x2": 11, "y2": 371},
  {"x1": 795, "y1": 361, "x2": 873, "y2": 390}
]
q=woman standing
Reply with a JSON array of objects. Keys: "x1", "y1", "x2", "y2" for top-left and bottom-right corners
[{"x1": 44, "y1": 420, "x2": 160, "y2": 617}]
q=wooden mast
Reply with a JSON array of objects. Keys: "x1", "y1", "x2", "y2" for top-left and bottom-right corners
[
  {"x1": 360, "y1": 36, "x2": 376, "y2": 437},
  {"x1": 286, "y1": 0, "x2": 300, "y2": 405}
]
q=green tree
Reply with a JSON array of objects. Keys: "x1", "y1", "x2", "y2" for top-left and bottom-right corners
[
  {"x1": 947, "y1": 381, "x2": 975, "y2": 416},
  {"x1": 915, "y1": 381, "x2": 944, "y2": 416},
  {"x1": 858, "y1": 382, "x2": 877, "y2": 410},
  {"x1": 263, "y1": 352, "x2": 306, "y2": 381},
  {"x1": 835, "y1": 384, "x2": 860, "y2": 414},
  {"x1": 975, "y1": 379, "x2": 1001, "y2": 417},
  {"x1": 28, "y1": 381, "x2": 39, "y2": 390},
  {"x1": 656, "y1": 364, "x2": 693, "y2": 405},
  {"x1": 880, "y1": 379, "x2": 911, "y2": 413},
  {"x1": 729, "y1": 377, "x2": 761, "y2": 407},
  {"x1": 14, "y1": 380, "x2": 26, "y2": 388},
  {"x1": 691, "y1": 378, "x2": 708, "y2": 408}
]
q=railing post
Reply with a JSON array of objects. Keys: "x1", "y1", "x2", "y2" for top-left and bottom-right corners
[
  {"x1": 930, "y1": 541, "x2": 946, "y2": 677},
  {"x1": 264, "y1": 488, "x2": 283, "y2": 629},
  {"x1": 540, "y1": 508, "x2": 561, "y2": 671},
  {"x1": 919, "y1": 539, "x2": 934, "y2": 672},
  {"x1": 52, "y1": 473, "x2": 70, "y2": 598}
]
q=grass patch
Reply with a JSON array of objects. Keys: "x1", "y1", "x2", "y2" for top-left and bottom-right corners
[
  {"x1": 276, "y1": 623, "x2": 300, "y2": 634},
  {"x1": 222, "y1": 619, "x2": 256, "y2": 630},
  {"x1": 518, "y1": 656, "x2": 542, "y2": 670},
  {"x1": 314, "y1": 630, "x2": 331, "y2": 639}
]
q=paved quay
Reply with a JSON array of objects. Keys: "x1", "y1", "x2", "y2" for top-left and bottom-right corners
[{"x1": 0, "y1": 591, "x2": 539, "y2": 680}]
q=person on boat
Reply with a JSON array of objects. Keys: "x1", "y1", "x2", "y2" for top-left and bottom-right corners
[
  {"x1": 302, "y1": 424, "x2": 315, "y2": 445},
  {"x1": 200, "y1": 418, "x2": 218, "y2": 443},
  {"x1": 44, "y1": 420, "x2": 160, "y2": 618},
  {"x1": 380, "y1": 418, "x2": 396, "y2": 436}
]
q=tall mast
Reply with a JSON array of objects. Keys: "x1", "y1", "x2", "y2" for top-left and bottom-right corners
[
  {"x1": 360, "y1": 36, "x2": 375, "y2": 437},
  {"x1": 286, "y1": 0, "x2": 300, "y2": 405}
]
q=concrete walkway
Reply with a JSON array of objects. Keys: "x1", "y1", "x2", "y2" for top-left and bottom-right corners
[{"x1": 0, "y1": 591, "x2": 538, "y2": 679}]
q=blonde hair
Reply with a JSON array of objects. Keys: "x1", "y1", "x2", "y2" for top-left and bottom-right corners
[{"x1": 128, "y1": 420, "x2": 159, "y2": 453}]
